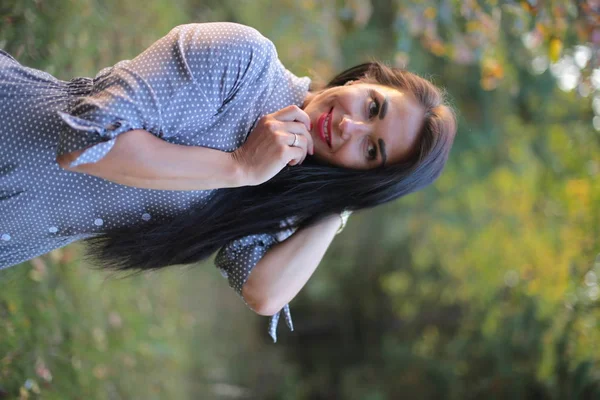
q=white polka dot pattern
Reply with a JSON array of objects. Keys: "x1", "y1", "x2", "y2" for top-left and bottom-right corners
[{"x1": 0, "y1": 23, "x2": 310, "y2": 341}]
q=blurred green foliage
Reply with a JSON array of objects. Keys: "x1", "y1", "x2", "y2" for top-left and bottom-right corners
[{"x1": 1, "y1": 0, "x2": 599, "y2": 399}]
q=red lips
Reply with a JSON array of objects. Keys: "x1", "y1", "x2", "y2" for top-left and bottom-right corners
[
  {"x1": 316, "y1": 107, "x2": 333, "y2": 148},
  {"x1": 327, "y1": 107, "x2": 333, "y2": 147},
  {"x1": 317, "y1": 112, "x2": 328, "y2": 147}
]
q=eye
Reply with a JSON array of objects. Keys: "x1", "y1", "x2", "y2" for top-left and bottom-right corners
[
  {"x1": 366, "y1": 140, "x2": 377, "y2": 161},
  {"x1": 368, "y1": 99, "x2": 380, "y2": 120},
  {"x1": 369, "y1": 91, "x2": 379, "y2": 119}
]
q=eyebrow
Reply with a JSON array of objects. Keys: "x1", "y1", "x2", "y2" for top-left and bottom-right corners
[
  {"x1": 379, "y1": 96, "x2": 388, "y2": 120},
  {"x1": 375, "y1": 92, "x2": 388, "y2": 167},
  {"x1": 378, "y1": 138, "x2": 387, "y2": 167}
]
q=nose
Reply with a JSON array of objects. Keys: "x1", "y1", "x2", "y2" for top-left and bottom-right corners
[{"x1": 339, "y1": 116, "x2": 369, "y2": 140}]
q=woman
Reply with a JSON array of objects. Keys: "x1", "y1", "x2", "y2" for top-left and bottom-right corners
[{"x1": 0, "y1": 22, "x2": 456, "y2": 341}]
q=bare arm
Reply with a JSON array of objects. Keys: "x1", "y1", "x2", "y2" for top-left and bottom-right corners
[
  {"x1": 56, "y1": 106, "x2": 313, "y2": 191},
  {"x1": 57, "y1": 129, "x2": 243, "y2": 190},
  {"x1": 242, "y1": 214, "x2": 342, "y2": 316}
]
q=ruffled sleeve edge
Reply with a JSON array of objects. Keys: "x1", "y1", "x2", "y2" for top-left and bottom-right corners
[
  {"x1": 214, "y1": 232, "x2": 296, "y2": 343},
  {"x1": 57, "y1": 111, "x2": 143, "y2": 168}
]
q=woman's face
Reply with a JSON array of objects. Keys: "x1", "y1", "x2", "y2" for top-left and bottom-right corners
[{"x1": 302, "y1": 82, "x2": 425, "y2": 170}]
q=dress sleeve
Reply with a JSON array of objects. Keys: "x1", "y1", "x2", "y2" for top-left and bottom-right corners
[
  {"x1": 215, "y1": 218, "x2": 297, "y2": 343},
  {"x1": 57, "y1": 22, "x2": 278, "y2": 167}
]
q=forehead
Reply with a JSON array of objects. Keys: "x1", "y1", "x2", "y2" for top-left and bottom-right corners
[{"x1": 365, "y1": 84, "x2": 425, "y2": 165}]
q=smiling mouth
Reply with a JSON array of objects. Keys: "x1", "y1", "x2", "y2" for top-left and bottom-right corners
[
  {"x1": 323, "y1": 114, "x2": 331, "y2": 145},
  {"x1": 318, "y1": 107, "x2": 333, "y2": 148}
]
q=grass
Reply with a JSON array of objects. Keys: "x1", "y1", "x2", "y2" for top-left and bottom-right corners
[
  {"x1": 2, "y1": 245, "x2": 191, "y2": 398},
  {"x1": 1, "y1": 245, "x2": 294, "y2": 399}
]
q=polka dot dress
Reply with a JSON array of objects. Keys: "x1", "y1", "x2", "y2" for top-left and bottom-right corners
[{"x1": 0, "y1": 23, "x2": 310, "y2": 342}]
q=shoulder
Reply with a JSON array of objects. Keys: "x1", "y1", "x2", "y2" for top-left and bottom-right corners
[{"x1": 168, "y1": 22, "x2": 277, "y2": 59}]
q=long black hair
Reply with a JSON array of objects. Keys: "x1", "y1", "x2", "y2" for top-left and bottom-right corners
[{"x1": 82, "y1": 62, "x2": 457, "y2": 271}]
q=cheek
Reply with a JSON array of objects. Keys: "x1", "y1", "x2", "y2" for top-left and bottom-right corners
[
  {"x1": 310, "y1": 139, "x2": 361, "y2": 168},
  {"x1": 329, "y1": 146, "x2": 356, "y2": 168},
  {"x1": 337, "y1": 143, "x2": 369, "y2": 169},
  {"x1": 310, "y1": 143, "x2": 330, "y2": 161},
  {"x1": 310, "y1": 146, "x2": 341, "y2": 167},
  {"x1": 311, "y1": 131, "x2": 329, "y2": 153}
]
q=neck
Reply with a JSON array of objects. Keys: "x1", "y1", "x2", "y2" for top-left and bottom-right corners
[{"x1": 302, "y1": 91, "x2": 317, "y2": 109}]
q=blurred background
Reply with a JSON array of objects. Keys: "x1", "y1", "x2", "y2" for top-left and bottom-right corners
[{"x1": 1, "y1": 0, "x2": 599, "y2": 398}]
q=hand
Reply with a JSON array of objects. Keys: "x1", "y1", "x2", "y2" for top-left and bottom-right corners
[{"x1": 232, "y1": 105, "x2": 314, "y2": 186}]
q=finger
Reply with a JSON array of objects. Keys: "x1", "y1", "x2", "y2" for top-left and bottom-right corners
[
  {"x1": 287, "y1": 133, "x2": 309, "y2": 160},
  {"x1": 280, "y1": 121, "x2": 314, "y2": 155},
  {"x1": 273, "y1": 105, "x2": 311, "y2": 130},
  {"x1": 273, "y1": 123, "x2": 312, "y2": 156},
  {"x1": 277, "y1": 130, "x2": 305, "y2": 150},
  {"x1": 286, "y1": 146, "x2": 305, "y2": 166}
]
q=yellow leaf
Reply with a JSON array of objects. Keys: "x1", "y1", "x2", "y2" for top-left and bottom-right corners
[
  {"x1": 549, "y1": 37, "x2": 563, "y2": 62},
  {"x1": 302, "y1": 0, "x2": 315, "y2": 10},
  {"x1": 536, "y1": 23, "x2": 548, "y2": 37},
  {"x1": 19, "y1": 387, "x2": 29, "y2": 399},
  {"x1": 466, "y1": 21, "x2": 480, "y2": 33},
  {"x1": 565, "y1": 179, "x2": 590, "y2": 210},
  {"x1": 428, "y1": 40, "x2": 446, "y2": 56},
  {"x1": 28, "y1": 269, "x2": 42, "y2": 282},
  {"x1": 424, "y1": 6, "x2": 436, "y2": 20},
  {"x1": 521, "y1": 1, "x2": 539, "y2": 15},
  {"x1": 482, "y1": 58, "x2": 505, "y2": 79},
  {"x1": 7, "y1": 301, "x2": 16, "y2": 315},
  {"x1": 480, "y1": 77, "x2": 497, "y2": 91}
]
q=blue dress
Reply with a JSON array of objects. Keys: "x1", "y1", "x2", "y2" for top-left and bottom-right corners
[{"x1": 0, "y1": 22, "x2": 311, "y2": 342}]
